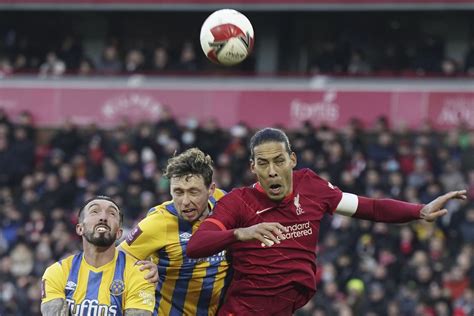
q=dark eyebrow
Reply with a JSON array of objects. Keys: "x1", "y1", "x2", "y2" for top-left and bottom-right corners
[
  {"x1": 88, "y1": 203, "x2": 119, "y2": 212},
  {"x1": 88, "y1": 203, "x2": 100, "y2": 210}
]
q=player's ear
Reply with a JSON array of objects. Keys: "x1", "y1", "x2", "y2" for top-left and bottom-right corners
[
  {"x1": 290, "y1": 152, "x2": 297, "y2": 168},
  {"x1": 116, "y1": 228, "x2": 123, "y2": 240},
  {"x1": 76, "y1": 223, "x2": 84, "y2": 236},
  {"x1": 250, "y1": 159, "x2": 256, "y2": 174},
  {"x1": 208, "y1": 182, "x2": 216, "y2": 197}
]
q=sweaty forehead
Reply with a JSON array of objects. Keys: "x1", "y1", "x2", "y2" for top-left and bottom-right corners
[
  {"x1": 253, "y1": 142, "x2": 288, "y2": 159},
  {"x1": 170, "y1": 174, "x2": 206, "y2": 189}
]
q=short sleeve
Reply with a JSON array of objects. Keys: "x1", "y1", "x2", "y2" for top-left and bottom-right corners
[
  {"x1": 119, "y1": 210, "x2": 168, "y2": 260},
  {"x1": 41, "y1": 262, "x2": 66, "y2": 303},
  {"x1": 303, "y1": 169, "x2": 343, "y2": 214},
  {"x1": 207, "y1": 190, "x2": 244, "y2": 230},
  {"x1": 123, "y1": 261, "x2": 156, "y2": 312}
]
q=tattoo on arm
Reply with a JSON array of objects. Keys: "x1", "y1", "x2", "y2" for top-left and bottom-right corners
[
  {"x1": 124, "y1": 308, "x2": 152, "y2": 316},
  {"x1": 41, "y1": 298, "x2": 68, "y2": 316}
]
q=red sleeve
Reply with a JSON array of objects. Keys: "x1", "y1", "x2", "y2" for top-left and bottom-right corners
[
  {"x1": 303, "y1": 169, "x2": 343, "y2": 214},
  {"x1": 186, "y1": 220, "x2": 237, "y2": 258},
  {"x1": 206, "y1": 189, "x2": 244, "y2": 229},
  {"x1": 187, "y1": 190, "x2": 243, "y2": 258},
  {"x1": 353, "y1": 197, "x2": 422, "y2": 223}
]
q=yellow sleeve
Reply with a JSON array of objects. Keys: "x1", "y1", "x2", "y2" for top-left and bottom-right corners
[
  {"x1": 119, "y1": 209, "x2": 168, "y2": 260},
  {"x1": 123, "y1": 258, "x2": 156, "y2": 312},
  {"x1": 41, "y1": 262, "x2": 66, "y2": 303}
]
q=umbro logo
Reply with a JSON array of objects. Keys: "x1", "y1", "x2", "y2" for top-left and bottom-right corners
[
  {"x1": 65, "y1": 281, "x2": 77, "y2": 291},
  {"x1": 179, "y1": 232, "x2": 192, "y2": 241}
]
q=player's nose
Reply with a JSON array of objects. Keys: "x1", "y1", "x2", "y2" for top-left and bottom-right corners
[
  {"x1": 268, "y1": 163, "x2": 278, "y2": 177},
  {"x1": 182, "y1": 194, "x2": 191, "y2": 205}
]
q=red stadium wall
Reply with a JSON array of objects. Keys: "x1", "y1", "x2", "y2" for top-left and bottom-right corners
[{"x1": 1, "y1": 83, "x2": 472, "y2": 129}]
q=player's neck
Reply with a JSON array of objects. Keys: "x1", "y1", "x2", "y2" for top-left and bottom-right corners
[
  {"x1": 83, "y1": 243, "x2": 116, "y2": 268},
  {"x1": 198, "y1": 206, "x2": 210, "y2": 221}
]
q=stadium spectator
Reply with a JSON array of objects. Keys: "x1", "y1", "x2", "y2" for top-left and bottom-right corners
[
  {"x1": 175, "y1": 40, "x2": 199, "y2": 71},
  {"x1": 151, "y1": 46, "x2": 172, "y2": 72},
  {"x1": 124, "y1": 49, "x2": 145, "y2": 73},
  {"x1": 38, "y1": 51, "x2": 66, "y2": 78},
  {"x1": 96, "y1": 45, "x2": 123, "y2": 75}
]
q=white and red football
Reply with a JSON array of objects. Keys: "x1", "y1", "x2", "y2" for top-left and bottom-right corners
[{"x1": 200, "y1": 9, "x2": 254, "y2": 66}]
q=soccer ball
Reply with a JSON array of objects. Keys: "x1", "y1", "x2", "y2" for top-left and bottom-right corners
[{"x1": 200, "y1": 9, "x2": 254, "y2": 66}]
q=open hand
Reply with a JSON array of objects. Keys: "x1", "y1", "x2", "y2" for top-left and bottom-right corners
[{"x1": 420, "y1": 190, "x2": 467, "y2": 222}]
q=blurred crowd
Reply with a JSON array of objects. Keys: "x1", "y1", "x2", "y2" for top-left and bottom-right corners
[
  {"x1": 1, "y1": 11, "x2": 474, "y2": 77},
  {"x1": 0, "y1": 108, "x2": 473, "y2": 315}
]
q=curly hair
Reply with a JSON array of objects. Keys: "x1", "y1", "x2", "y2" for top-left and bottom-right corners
[{"x1": 164, "y1": 148, "x2": 214, "y2": 187}]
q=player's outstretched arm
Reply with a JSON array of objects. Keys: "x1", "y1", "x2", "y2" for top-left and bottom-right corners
[
  {"x1": 41, "y1": 298, "x2": 68, "y2": 316},
  {"x1": 124, "y1": 309, "x2": 152, "y2": 316},
  {"x1": 420, "y1": 190, "x2": 467, "y2": 222},
  {"x1": 335, "y1": 190, "x2": 467, "y2": 223}
]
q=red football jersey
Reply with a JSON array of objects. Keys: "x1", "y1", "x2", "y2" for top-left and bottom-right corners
[{"x1": 208, "y1": 168, "x2": 343, "y2": 301}]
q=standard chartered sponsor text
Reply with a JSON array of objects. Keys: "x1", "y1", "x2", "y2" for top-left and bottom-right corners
[{"x1": 278, "y1": 221, "x2": 312, "y2": 241}]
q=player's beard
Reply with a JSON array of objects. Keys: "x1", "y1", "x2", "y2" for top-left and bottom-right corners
[{"x1": 83, "y1": 227, "x2": 116, "y2": 247}]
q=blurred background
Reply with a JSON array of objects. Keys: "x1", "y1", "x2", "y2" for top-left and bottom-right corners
[{"x1": 0, "y1": 0, "x2": 473, "y2": 315}]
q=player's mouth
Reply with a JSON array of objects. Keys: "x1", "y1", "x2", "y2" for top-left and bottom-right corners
[
  {"x1": 269, "y1": 183, "x2": 283, "y2": 195},
  {"x1": 95, "y1": 224, "x2": 110, "y2": 233},
  {"x1": 182, "y1": 209, "x2": 197, "y2": 217}
]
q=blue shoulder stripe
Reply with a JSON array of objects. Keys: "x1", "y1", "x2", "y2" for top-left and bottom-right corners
[
  {"x1": 65, "y1": 252, "x2": 83, "y2": 299},
  {"x1": 154, "y1": 248, "x2": 170, "y2": 316},
  {"x1": 110, "y1": 251, "x2": 126, "y2": 316},
  {"x1": 168, "y1": 219, "x2": 194, "y2": 315},
  {"x1": 196, "y1": 265, "x2": 219, "y2": 315},
  {"x1": 165, "y1": 203, "x2": 178, "y2": 216}
]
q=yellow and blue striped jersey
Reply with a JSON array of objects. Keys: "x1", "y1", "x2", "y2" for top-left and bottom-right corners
[
  {"x1": 41, "y1": 249, "x2": 155, "y2": 315},
  {"x1": 119, "y1": 188, "x2": 230, "y2": 316}
]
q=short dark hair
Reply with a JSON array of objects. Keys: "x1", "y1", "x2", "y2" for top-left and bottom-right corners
[
  {"x1": 249, "y1": 128, "x2": 292, "y2": 160},
  {"x1": 164, "y1": 148, "x2": 214, "y2": 187},
  {"x1": 78, "y1": 195, "x2": 123, "y2": 225}
]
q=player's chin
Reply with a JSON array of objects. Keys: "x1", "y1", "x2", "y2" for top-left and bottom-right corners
[
  {"x1": 183, "y1": 214, "x2": 198, "y2": 222},
  {"x1": 91, "y1": 236, "x2": 116, "y2": 247},
  {"x1": 268, "y1": 193, "x2": 285, "y2": 201}
]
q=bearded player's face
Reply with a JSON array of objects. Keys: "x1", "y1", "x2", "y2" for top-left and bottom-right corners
[
  {"x1": 251, "y1": 141, "x2": 297, "y2": 201},
  {"x1": 77, "y1": 200, "x2": 123, "y2": 248}
]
